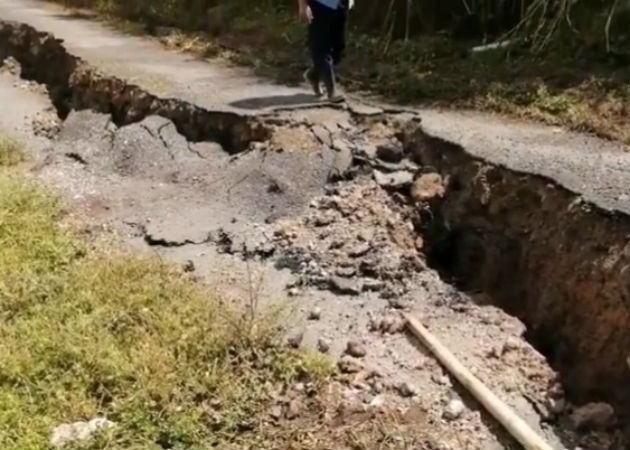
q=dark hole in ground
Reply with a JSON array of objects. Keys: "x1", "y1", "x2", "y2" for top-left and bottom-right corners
[
  {"x1": 424, "y1": 209, "x2": 630, "y2": 446},
  {"x1": 407, "y1": 131, "x2": 630, "y2": 445},
  {"x1": 1, "y1": 20, "x2": 269, "y2": 153}
]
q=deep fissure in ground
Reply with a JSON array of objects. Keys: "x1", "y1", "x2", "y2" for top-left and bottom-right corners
[
  {"x1": 1, "y1": 17, "x2": 629, "y2": 445},
  {"x1": 0, "y1": 20, "x2": 270, "y2": 152},
  {"x1": 404, "y1": 130, "x2": 630, "y2": 427}
]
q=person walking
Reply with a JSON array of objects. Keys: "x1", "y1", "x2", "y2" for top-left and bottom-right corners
[{"x1": 298, "y1": 0, "x2": 353, "y2": 102}]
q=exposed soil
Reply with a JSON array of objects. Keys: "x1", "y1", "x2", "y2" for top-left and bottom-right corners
[
  {"x1": 1, "y1": 17, "x2": 629, "y2": 450},
  {"x1": 406, "y1": 130, "x2": 630, "y2": 415}
]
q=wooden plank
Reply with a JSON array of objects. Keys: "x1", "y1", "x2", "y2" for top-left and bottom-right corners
[{"x1": 405, "y1": 314, "x2": 554, "y2": 450}]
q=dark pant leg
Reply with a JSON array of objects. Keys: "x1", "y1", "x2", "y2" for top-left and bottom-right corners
[
  {"x1": 308, "y1": 0, "x2": 335, "y2": 93},
  {"x1": 331, "y1": 6, "x2": 347, "y2": 66}
]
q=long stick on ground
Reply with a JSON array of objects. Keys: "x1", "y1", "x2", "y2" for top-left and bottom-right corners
[{"x1": 404, "y1": 314, "x2": 554, "y2": 450}]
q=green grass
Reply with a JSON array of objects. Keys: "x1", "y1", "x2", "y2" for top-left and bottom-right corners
[
  {"x1": 0, "y1": 137, "x2": 25, "y2": 167},
  {"x1": 0, "y1": 171, "x2": 332, "y2": 450}
]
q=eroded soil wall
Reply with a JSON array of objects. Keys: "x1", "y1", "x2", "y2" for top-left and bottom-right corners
[{"x1": 406, "y1": 129, "x2": 630, "y2": 418}]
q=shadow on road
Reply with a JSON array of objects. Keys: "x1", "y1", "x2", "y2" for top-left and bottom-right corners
[
  {"x1": 51, "y1": 12, "x2": 98, "y2": 21},
  {"x1": 229, "y1": 93, "x2": 321, "y2": 110}
]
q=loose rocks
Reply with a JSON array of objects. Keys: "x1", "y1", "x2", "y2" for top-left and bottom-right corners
[
  {"x1": 570, "y1": 402, "x2": 614, "y2": 430},
  {"x1": 317, "y1": 337, "x2": 330, "y2": 353},
  {"x1": 338, "y1": 356, "x2": 364, "y2": 374},
  {"x1": 501, "y1": 336, "x2": 521, "y2": 354},
  {"x1": 51, "y1": 418, "x2": 115, "y2": 447},
  {"x1": 285, "y1": 399, "x2": 301, "y2": 420},
  {"x1": 443, "y1": 399, "x2": 465, "y2": 421},
  {"x1": 308, "y1": 307, "x2": 322, "y2": 320},
  {"x1": 346, "y1": 340, "x2": 367, "y2": 358},
  {"x1": 287, "y1": 331, "x2": 304, "y2": 349},
  {"x1": 329, "y1": 276, "x2": 361, "y2": 295},
  {"x1": 348, "y1": 242, "x2": 371, "y2": 257},
  {"x1": 395, "y1": 381, "x2": 419, "y2": 398},
  {"x1": 410, "y1": 173, "x2": 445, "y2": 202},
  {"x1": 374, "y1": 170, "x2": 413, "y2": 189}
]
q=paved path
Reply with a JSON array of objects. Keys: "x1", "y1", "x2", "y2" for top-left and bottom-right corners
[{"x1": 1, "y1": 0, "x2": 628, "y2": 213}]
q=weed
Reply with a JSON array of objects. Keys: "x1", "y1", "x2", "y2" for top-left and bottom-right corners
[
  {"x1": 0, "y1": 137, "x2": 24, "y2": 167},
  {"x1": 0, "y1": 173, "x2": 325, "y2": 449}
]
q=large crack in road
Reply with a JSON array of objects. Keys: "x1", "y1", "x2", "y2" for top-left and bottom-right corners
[
  {"x1": 0, "y1": 20, "x2": 270, "y2": 152},
  {"x1": 1, "y1": 17, "x2": 629, "y2": 450}
]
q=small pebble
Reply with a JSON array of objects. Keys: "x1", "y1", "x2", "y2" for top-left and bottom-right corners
[
  {"x1": 431, "y1": 373, "x2": 451, "y2": 386},
  {"x1": 502, "y1": 336, "x2": 521, "y2": 354},
  {"x1": 395, "y1": 381, "x2": 418, "y2": 398},
  {"x1": 370, "y1": 395, "x2": 385, "y2": 408},
  {"x1": 308, "y1": 307, "x2": 322, "y2": 320},
  {"x1": 346, "y1": 340, "x2": 367, "y2": 358},
  {"x1": 444, "y1": 399, "x2": 465, "y2": 421},
  {"x1": 287, "y1": 332, "x2": 303, "y2": 349},
  {"x1": 317, "y1": 338, "x2": 330, "y2": 353},
  {"x1": 338, "y1": 356, "x2": 364, "y2": 374}
]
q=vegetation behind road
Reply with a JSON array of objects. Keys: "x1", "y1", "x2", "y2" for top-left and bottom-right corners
[{"x1": 51, "y1": 0, "x2": 629, "y2": 143}]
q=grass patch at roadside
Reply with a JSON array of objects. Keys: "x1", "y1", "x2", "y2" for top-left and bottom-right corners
[
  {"x1": 0, "y1": 168, "x2": 333, "y2": 449},
  {"x1": 0, "y1": 137, "x2": 24, "y2": 166}
]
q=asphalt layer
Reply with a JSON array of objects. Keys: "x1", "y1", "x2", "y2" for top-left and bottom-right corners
[{"x1": 0, "y1": 0, "x2": 628, "y2": 213}]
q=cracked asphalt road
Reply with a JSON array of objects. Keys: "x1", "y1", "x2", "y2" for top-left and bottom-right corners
[
  {"x1": 0, "y1": 0, "x2": 628, "y2": 212},
  {"x1": 0, "y1": 3, "x2": 629, "y2": 449}
]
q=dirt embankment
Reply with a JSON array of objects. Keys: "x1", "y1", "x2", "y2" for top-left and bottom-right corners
[{"x1": 404, "y1": 130, "x2": 630, "y2": 417}]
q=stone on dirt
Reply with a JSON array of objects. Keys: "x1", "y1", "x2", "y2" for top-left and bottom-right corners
[
  {"x1": 443, "y1": 399, "x2": 465, "y2": 421},
  {"x1": 285, "y1": 399, "x2": 301, "y2": 420},
  {"x1": 373, "y1": 170, "x2": 413, "y2": 189},
  {"x1": 338, "y1": 356, "x2": 364, "y2": 374},
  {"x1": 395, "y1": 381, "x2": 419, "y2": 398},
  {"x1": 313, "y1": 212, "x2": 336, "y2": 227},
  {"x1": 329, "y1": 276, "x2": 361, "y2": 295},
  {"x1": 269, "y1": 404, "x2": 283, "y2": 420},
  {"x1": 328, "y1": 145, "x2": 353, "y2": 181},
  {"x1": 431, "y1": 373, "x2": 452, "y2": 387},
  {"x1": 346, "y1": 340, "x2": 367, "y2": 358},
  {"x1": 347, "y1": 242, "x2": 371, "y2": 257},
  {"x1": 387, "y1": 296, "x2": 410, "y2": 310},
  {"x1": 287, "y1": 331, "x2": 304, "y2": 349},
  {"x1": 501, "y1": 336, "x2": 521, "y2": 354},
  {"x1": 570, "y1": 402, "x2": 614, "y2": 430},
  {"x1": 317, "y1": 337, "x2": 330, "y2": 353},
  {"x1": 308, "y1": 307, "x2": 322, "y2": 320},
  {"x1": 410, "y1": 173, "x2": 445, "y2": 202},
  {"x1": 287, "y1": 287, "x2": 301, "y2": 297},
  {"x1": 362, "y1": 278, "x2": 385, "y2": 292},
  {"x1": 335, "y1": 266, "x2": 356, "y2": 278},
  {"x1": 369, "y1": 394, "x2": 386, "y2": 408},
  {"x1": 50, "y1": 418, "x2": 115, "y2": 447}
]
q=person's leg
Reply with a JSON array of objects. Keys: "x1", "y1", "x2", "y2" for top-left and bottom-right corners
[
  {"x1": 331, "y1": 4, "x2": 347, "y2": 67},
  {"x1": 308, "y1": 1, "x2": 338, "y2": 100},
  {"x1": 303, "y1": 66, "x2": 321, "y2": 96}
]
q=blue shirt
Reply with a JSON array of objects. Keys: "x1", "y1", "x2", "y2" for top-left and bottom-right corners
[{"x1": 313, "y1": 0, "x2": 342, "y2": 9}]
